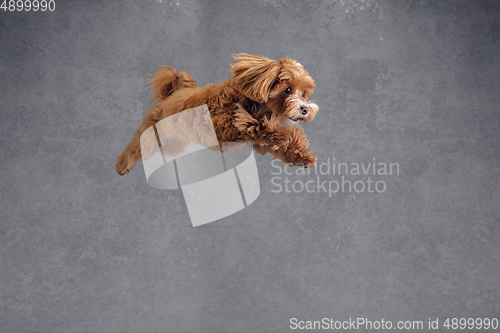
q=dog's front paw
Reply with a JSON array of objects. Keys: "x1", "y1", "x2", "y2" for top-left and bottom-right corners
[
  {"x1": 233, "y1": 104, "x2": 259, "y2": 132},
  {"x1": 294, "y1": 160, "x2": 317, "y2": 169},
  {"x1": 116, "y1": 153, "x2": 135, "y2": 175},
  {"x1": 268, "y1": 127, "x2": 292, "y2": 148},
  {"x1": 269, "y1": 132, "x2": 289, "y2": 148},
  {"x1": 288, "y1": 152, "x2": 317, "y2": 168}
]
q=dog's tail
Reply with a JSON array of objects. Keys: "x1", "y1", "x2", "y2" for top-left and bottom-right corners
[{"x1": 147, "y1": 66, "x2": 197, "y2": 102}]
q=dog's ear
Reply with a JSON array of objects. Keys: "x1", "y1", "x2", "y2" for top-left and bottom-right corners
[{"x1": 231, "y1": 53, "x2": 281, "y2": 103}]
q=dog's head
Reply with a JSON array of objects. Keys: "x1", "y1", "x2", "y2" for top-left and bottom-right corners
[{"x1": 231, "y1": 53, "x2": 319, "y2": 126}]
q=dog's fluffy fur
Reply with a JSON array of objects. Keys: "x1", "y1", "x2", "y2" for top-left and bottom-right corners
[{"x1": 116, "y1": 53, "x2": 319, "y2": 175}]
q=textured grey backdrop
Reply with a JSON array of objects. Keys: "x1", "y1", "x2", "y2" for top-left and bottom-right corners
[{"x1": 1, "y1": 0, "x2": 499, "y2": 332}]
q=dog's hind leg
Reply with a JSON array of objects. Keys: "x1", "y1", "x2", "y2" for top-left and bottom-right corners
[
  {"x1": 116, "y1": 66, "x2": 197, "y2": 175},
  {"x1": 116, "y1": 112, "x2": 158, "y2": 175}
]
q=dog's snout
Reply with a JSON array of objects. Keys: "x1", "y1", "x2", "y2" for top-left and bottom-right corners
[{"x1": 300, "y1": 105, "x2": 309, "y2": 115}]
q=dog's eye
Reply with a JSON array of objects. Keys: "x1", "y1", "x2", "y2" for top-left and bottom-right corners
[
  {"x1": 284, "y1": 87, "x2": 292, "y2": 94},
  {"x1": 302, "y1": 91, "x2": 306, "y2": 97}
]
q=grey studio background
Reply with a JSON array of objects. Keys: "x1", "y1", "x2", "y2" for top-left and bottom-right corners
[{"x1": 1, "y1": 0, "x2": 499, "y2": 332}]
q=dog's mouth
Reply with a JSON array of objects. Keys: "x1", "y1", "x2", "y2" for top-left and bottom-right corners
[{"x1": 281, "y1": 115, "x2": 305, "y2": 128}]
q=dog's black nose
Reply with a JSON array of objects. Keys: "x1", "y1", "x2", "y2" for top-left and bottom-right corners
[{"x1": 300, "y1": 106, "x2": 309, "y2": 115}]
